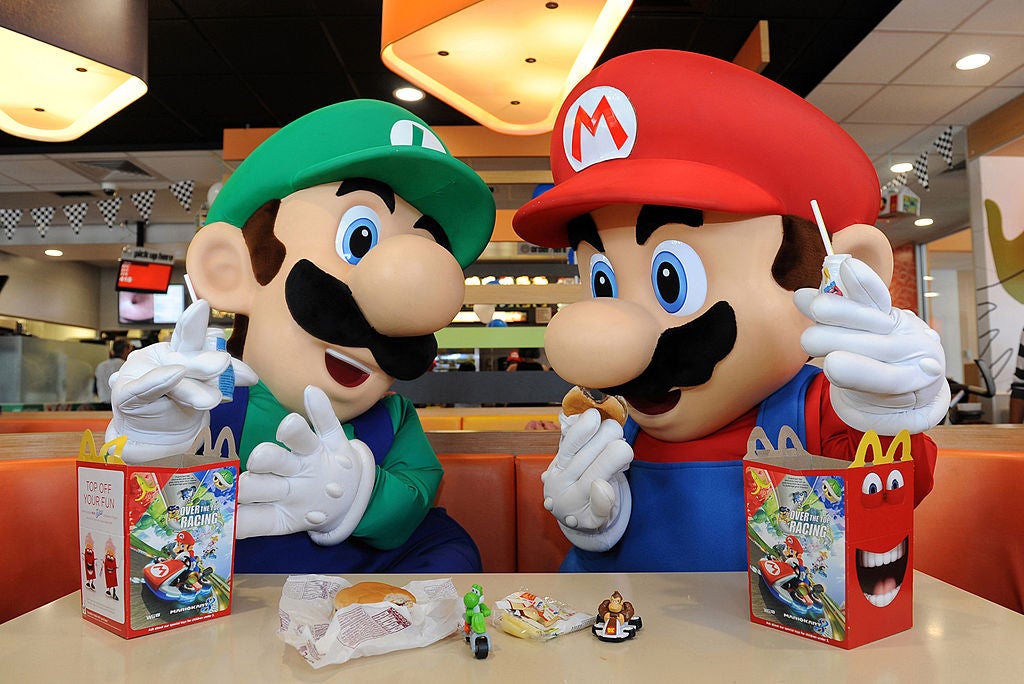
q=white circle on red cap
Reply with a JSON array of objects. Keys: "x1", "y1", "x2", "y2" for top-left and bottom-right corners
[
  {"x1": 562, "y1": 86, "x2": 636, "y2": 172},
  {"x1": 390, "y1": 120, "x2": 446, "y2": 154}
]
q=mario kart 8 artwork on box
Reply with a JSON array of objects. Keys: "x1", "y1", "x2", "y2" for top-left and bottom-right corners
[
  {"x1": 126, "y1": 465, "x2": 236, "y2": 630},
  {"x1": 746, "y1": 467, "x2": 847, "y2": 642}
]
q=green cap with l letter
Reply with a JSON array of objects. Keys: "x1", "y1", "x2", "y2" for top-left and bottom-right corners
[{"x1": 207, "y1": 99, "x2": 496, "y2": 268}]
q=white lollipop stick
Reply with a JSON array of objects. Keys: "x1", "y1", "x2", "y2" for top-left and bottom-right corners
[{"x1": 810, "y1": 199, "x2": 834, "y2": 256}]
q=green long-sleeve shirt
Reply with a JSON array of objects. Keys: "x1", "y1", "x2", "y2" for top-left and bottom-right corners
[{"x1": 237, "y1": 382, "x2": 441, "y2": 549}]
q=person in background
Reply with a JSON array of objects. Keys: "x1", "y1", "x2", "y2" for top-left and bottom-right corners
[
  {"x1": 94, "y1": 337, "x2": 131, "y2": 409},
  {"x1": 1010, "y1": 326, "x2": 1024, "y2": 423},
  {"x1": 506, "y1": 348, "x2": 544, "y2": 371}
]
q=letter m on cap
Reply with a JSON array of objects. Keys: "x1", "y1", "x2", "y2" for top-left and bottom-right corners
[{"x1": 564, "y1": 86, "x2": 636, "y2": 172}]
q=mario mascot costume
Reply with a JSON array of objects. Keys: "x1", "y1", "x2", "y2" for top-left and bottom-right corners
[
  {"x1": 106, "y1": 100, "x2": 495, "y2": 573},
  {"x1": 512, "y1": 50, "x2": 948, "y2": 575}
]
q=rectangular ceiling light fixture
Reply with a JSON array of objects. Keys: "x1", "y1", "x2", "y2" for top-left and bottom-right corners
[
  {"x1": 381, "y1": 0, "x2": 632, "y2": 135},
  {"x1": 0, "y1": 0, "x2": 147, "y2": 142}
]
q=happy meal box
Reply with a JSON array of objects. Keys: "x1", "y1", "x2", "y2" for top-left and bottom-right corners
[
  {"x1": 77, "y1": 429, "x2": 238, "y2": 638},
  {"x1": 744, "y1": 426, "x2": 913, "y2": 649}
]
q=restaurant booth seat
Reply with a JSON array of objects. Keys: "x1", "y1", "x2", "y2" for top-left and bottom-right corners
[
  {"x1": 914, "y1": 448, "x2": 1024, "y2": 613},
  {"x1": 0, "y1": 412, "x2": 112, "y2": 435},
  {"x1": 434, "y1": 453, "x2": 517, "y2": 573},
  {"x1": 418, "y1": 415, "x2": 463, "y2": 431},
  {"x1": 0, "y1": 454, "x2": 81, "y2": 624},
  {"x1": 461, "y1": 414, "x2": 559, "y2": 431},
  {"x1": 514, "y1": 454, "x2": 573, "y2": 573}
]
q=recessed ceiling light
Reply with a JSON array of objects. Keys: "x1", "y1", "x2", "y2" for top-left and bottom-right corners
[
  {"x1": 890, "y1": 162, "x2": 913, "y2": 173},
  {"x1": 394, "y1": 86, "x2": 424, "y2": 102},
  {"x1": 915, "y1": 217, "x2": 934, "y2": 227},
  {"x1": 923, "y1": 275, "x2": 934, "y2": 281},
  {"x1": 955, "y1": 53, "x2": 990, "y2": 70},
  {"x1": 923, "y1": 291, "x2": 940, "y2": 298},
  {"x1": 44, "y1": 248, "x2": 63, "y2": 257}
]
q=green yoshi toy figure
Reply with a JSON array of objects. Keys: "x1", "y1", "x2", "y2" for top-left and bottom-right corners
[{"x1": 463, "y1": 583, "x2": 491, "y2": 659}]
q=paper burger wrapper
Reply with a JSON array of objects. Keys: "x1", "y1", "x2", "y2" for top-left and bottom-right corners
[{"x1": 276, "y1": 574, "x2": 461, "y2": 668}]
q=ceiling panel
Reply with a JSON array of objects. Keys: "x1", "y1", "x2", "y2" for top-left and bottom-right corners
[
  {"x1": 128, "y1": 151, "x2": 229, "y2": 184},
  {"x1": 894, "y1": 33, "x2": 1024, "y2": 85},
  {"x1": 0, "y1": 159, "x2": 92, "y2": 185},
  {"x1": 999, "y1": 64, "x2": 1024, "y2": 86},
  {"x1": 847, "y1": 84, "x2": 985, "y2": 123},
  {"x1": 877, "y1": 0, "x2": 989, "y2": 31},
  {"x1": 840, "y1": 122, "x2": 933, "y2": 154},
  {"x1": 823, "y1": 31, "x2": 944, "y2": 83},
  {"x1": 960, "y1": 0, "x2": 1024, "y2": 32},
  {"x1": 942, "y1": 86, "x2": 1023, "y2": 125},
  {"x1": 806, "y1": 83, "x2": 885, "y2": 120}
]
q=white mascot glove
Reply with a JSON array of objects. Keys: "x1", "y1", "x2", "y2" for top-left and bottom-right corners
[
  {"x1": 542, "y1": 408, "x2": 633, "y2": 552},
  {"x1": 236, "y1": 385, "x2": 377, "y2": 545},
  {"x1": 795, "y1": 256, "x2": 951, "y2": 435},
  {"x1": 106, "y1": 300, "x2": 258, "y2": 463}
]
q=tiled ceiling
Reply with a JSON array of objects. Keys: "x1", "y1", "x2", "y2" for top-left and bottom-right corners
[
  {"x1": 0, "y1": 0, "x2": 1021, "y2": 267},
  {"x1": 807, "y1": 0, "x2": 1024, "y2": 248}
]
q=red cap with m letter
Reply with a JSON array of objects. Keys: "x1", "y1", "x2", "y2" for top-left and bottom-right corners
[{"x1": 513, "y1": 50, "x2": 879, "y2": 246}]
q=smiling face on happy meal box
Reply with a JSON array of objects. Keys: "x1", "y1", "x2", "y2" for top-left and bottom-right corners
[{"x1": 848, "y1": 459, "x2": 914, "y2": 611}]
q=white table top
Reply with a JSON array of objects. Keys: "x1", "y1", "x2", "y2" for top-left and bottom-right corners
[{"x1": 2, "y1": 571, "x2": 1022, "y2": 682}]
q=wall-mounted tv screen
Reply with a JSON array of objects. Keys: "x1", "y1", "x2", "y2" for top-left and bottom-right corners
[
  {"x1": 118, "y1": 284, "x2": 185, "y2": 325},
  {"x1": 116, "y1": 259, "x2": 173, "y2": 293}
]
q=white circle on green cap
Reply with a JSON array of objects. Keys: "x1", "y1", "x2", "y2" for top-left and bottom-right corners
[{"x1": 390, "y1": 119, "x2": 446, "y2": 153}]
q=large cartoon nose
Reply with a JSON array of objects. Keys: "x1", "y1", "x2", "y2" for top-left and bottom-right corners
[
  {"x1": 545, "y1": 298, "x2": 660, "y2": 389},
  {"x1": 347, "y1": 233, "x2": 465, "y2": 337}
]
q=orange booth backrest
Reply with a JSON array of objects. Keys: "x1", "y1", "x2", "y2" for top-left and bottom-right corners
[
  {"x1": 0, "y1": 457, "x2": 80, "y2": 624},
  {"x1": 514, "y1": 454, "x2": 572, "y2": 573},
  {"x1": 0, "y1": 416, "x2": 112, "y2": 435},
  {"x1": 915, "y1": 449, "x2": 1024, "y2": 613},
  {"x1": 435, "y1": 453, "x2": 517, "y2": 573}
]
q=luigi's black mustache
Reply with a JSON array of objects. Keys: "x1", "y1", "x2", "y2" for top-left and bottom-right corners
[
  {"x1": 284, "y1": 259, "x2": 438, "y2": 381},
  {"x1": 601, "y1": 300, "x2": 737, "y2": 399}
]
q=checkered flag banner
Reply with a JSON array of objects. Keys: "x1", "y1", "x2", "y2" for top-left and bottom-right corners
[
  {"x1": 130, "y1": 189, "x2": 156, "y2": 222},
  {"x1": 0, "y1": 208, "x2": 21, "y2": 240},
  {"x1": 912, "y1": 150, "x2": 930, "y2": 191},
  {"x1": 31, "y1": 206, "x2": 55, "y2": 238},
  {"x1": 933, "y1": 125, "x2": 955, "y2": 166},
  {"x1": 168, "y1": 179, "x2": 195, "y2": 213},
  {"x1": 62, "y1": 202, "x2": 89, "y2": 234},
  {"x1": 96, "y1": 196, "x2": 121, "y2": 229},
  {"x1": 892, "y1": 172, "x2": 908, "y2": 189}
]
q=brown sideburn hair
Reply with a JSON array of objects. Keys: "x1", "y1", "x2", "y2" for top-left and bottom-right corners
[
  {"x1": 224, "y1": 200, "x2": 285, "y2": 357},
  {"x1": 773, "y1": 214, "x2": 827, "y2": 291}
]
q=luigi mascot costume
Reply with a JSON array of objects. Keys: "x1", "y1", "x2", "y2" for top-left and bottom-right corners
[{"x1": 105, "y1": 100, "x2": 495, "y2": 573}]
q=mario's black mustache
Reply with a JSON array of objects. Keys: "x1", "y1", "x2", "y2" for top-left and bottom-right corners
[
  {"x1": 284, "y1": 259, "x2": 438, "y2": 381},
  {"x1": 601, "y1": 300, "x2": 737, "y2": 398}
]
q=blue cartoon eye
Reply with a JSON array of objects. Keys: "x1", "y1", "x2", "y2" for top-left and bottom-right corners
[
  {"x1": 336, "y1": 205, "x2": 380, "y2": 265},
  {"x1": 650, "y1": 240, "x2": 707, "y2": 315},
  {"x1": 589, "y1": 255, "x2": 618, "y2": 298},
  {"x1": 886, "y1": 470, "x2": 905, "y2": 491}
]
